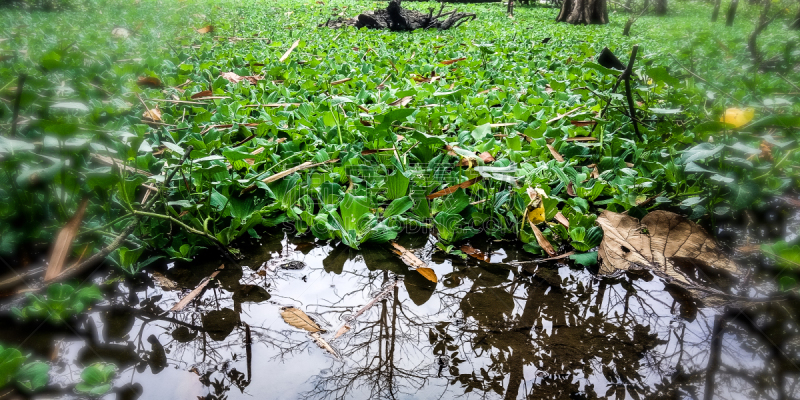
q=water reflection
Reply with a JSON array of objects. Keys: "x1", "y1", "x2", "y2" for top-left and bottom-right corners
[{"x1": 1, "y1": 232, "x2": 798, "y2": 399}]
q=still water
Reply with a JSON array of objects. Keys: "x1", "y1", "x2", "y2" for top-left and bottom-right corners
[{"x1": 2, "y1": 230, "x2": 799, "y2": 399}]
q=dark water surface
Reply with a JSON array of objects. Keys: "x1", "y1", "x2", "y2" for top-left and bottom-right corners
[{"x1": 2, "y1": 229, "x2": 799, "y2": 400}]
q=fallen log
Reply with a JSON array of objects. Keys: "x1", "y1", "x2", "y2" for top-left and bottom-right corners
[{"x1": 321, "y1": 0, "x2": 476, "y2": 31}]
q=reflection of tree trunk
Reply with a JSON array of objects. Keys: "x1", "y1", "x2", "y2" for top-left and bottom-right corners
[
  {"x1": 703, "y1": 315, "x2": 726, "y2": 400},
  {"x1": 556, "y1": 0, "x2": 609, "y2": 24},
  {"x1": 711, "y1": 0, "x2": 721, "y2": 21},
  {"x1": 725, "y1": 0, "x2": 739, "y2": 26},
  {"x1": 503, "y1": 281, "x2": 544, "y2": 400}
]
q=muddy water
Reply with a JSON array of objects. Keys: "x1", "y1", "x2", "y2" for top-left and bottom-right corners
[{"x1": 2, "y1": 230, "x2": 799, "y2": 400}]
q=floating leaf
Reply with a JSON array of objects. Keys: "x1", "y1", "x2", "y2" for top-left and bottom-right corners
[
  {"x1": 597, "y1": 210, "x2": 740, "y2": 286},
  {"x1": 280, "y1": 307, "x2": 322, "y2": 333},
  {"x1": 415, "y1": 267, "x2": 437, "y2": 283}
]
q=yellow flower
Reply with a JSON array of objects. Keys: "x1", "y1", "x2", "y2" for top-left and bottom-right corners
[{"x1": 720, "y1": 108, "x2": 755, "y2": 128}]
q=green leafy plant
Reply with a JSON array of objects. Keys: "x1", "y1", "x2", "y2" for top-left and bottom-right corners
[
  {"x1": 0, "y1": 344, "x2": 50, "y2": 392},
  {"x1": 75, "y1": 363, "x2": 116, "y2": 397},
  {"x1": 12, "y1": 284, "x2": 103, "y2": 323}
]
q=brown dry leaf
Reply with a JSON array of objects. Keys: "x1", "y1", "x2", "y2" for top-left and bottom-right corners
[
  {"x1": 280, "y1": 307, "x2": 322, "y2": 333},
  {"x1": 758, "y1": 140, "x2": 773, "y2": 162},
  {"x1": 597, "y1": 210, "x2": 740, "y2": 285},
  {"x1": 388, "y1": 96, "x2": 413, "y2": 107},
  {"x1": 566, "y1": 136, "x2": 598, "y2": 142},
  {"x1": 191, "y1": 90, "x2": 213, "y2": 99},
  {"x1": 220, "y1": 72, "x2": 263, "y2": 85},
  {"x1": 361, "y1": 148, "x2": 395, "y2": 155},
  {"x1": 554, "y1": 212, "x2": 570, "y2": 228},
  {"x1": 152, "y1": 272, "x2": 179, "y2": 291},
  {"x1": 440, "y1": 57, "x2": 466, "y2": 65},
  {"x1": 426, "y1": 176, "x2": 483, "y2": 200},
  {"x1": 479, "y1": 152, "x2": 495, "y2": 164},
  {"x1": 44, "y1": 198, "x2": 89, "y2": 282},
  {"x1": 170, "y1": 265, "x2": 225, "y2": 311},
  {"x1": 142, "y1": 107, "x2": 162, "y2": 122},
  {"x1": 566, "y1": 181, "x2": 576, "y2": 197},
  {"x1": 460, "y1": 245, "x2": 490, "y2": 262},
  {"x1": 416, "y1": 267, "x2": 438, "y2": 283},
  {"x1": 280, "y1": 39, "x2": 300, "y2": 63},
  {"x1": 544, "y1": 84, "x2": 554, "y2": 94},
  {"x1": 546, "y1": 144, "x2": 565, "y2": 162},
  {"x1": 389, "y1": 242, "x2": 427, "y2": 269},
  {"x1": 137, "y1": 76, "x2": 162, "y2": 88},
  {"x1": 331, "y1": 77, "x2": 352, "y2": 85},
  {"x1": 261, "y1": 159, "x2": 338, "y2": 184},
  {"x1": 529, "y1": 221, "x2": 557, "y2": 257},
  {"x1": 570, "y1": 120, "x2": 596, "y2": 127},
  {"x1": 196, "y1": 25, "x2": 214, "y2": 34}
]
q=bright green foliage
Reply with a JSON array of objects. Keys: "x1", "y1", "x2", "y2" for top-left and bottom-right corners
[
  {"x1": 762, "y1": 241, "x2": 800, "y2": 290},
  {"x1": 0, "y1": 0, "x2": 797, "y2": 264},
  {"x1": 12, "y1": 283, "x2": 102, "y2": 323},
  {"x1": 74, "y1": 363, "x2": 116, "y2": 397},
  {"x1": 0, "y1": 344, "x2": 50, "y2": 392}
]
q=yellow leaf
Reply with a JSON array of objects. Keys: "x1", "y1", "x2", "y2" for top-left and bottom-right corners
[
  {"x1": 415, "y1": 267, "x2": 437, "y2": 283},
  {"x1": 196, "y1": 25, "x2": 214, "y2": 34},
  {"x1": 280, "y1": 307, "x2": 322, "y2": 332},
  {"x1": 720, "y1": 107, "x2": 754, "y2": 128},
  {"x1": 524, "y1": 187, "x2": 546, "y2": 225}
]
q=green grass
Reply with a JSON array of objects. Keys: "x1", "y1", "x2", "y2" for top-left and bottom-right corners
[{"x1": 0, "y1": 0, "x2": 798, "y2": 273}]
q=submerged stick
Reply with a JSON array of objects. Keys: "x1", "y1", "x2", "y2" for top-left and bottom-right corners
[{"x1": 169, "y1": 264, "x2": 225, "y2": 312}]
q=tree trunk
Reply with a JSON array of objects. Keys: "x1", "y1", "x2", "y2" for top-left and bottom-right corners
[
  {"x1": 711, "y1": 0, "x2": 721, "y2": 21},
  {"x1": 623, "y1": 17, "x2": 634, "y2": 35},
  {"x1": 556, "y1": 0, "x2": 609, "y2": 24},
  {"x1": 654, "y1": 0, "x2": 667, "y2": 15},
  {"x1": 748, "y1": 0, "x2": 772, "y2": 67},
  {"x1": 726, "y1": 0, "x2": 739, "y2": 26}
]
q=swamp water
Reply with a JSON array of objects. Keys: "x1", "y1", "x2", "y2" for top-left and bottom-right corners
[{"x1": 2, "y1": 229, "x2": 799, "y2": 399}]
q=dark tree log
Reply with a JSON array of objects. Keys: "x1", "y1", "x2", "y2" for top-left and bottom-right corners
[
  {"x1": 711, "y1": 0, "x2": 721, "y2": 21},
  {"x1": 726, "y1": 0, "x2": 739, "y2": 26},
  {"x1": 654, "y1": 0, "x2": 667, "y2": 15},
  {"x1": 556, "y1": 0, "x2": 609, "y2": 24},
  {"x1": 321, "y1": 0, "x2": 476, "y2": 30}
]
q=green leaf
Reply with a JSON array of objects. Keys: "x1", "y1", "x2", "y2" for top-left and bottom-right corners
[
  {"x1": 471, "y1": 123, "x2": 492, "y2": 142},
  {"x1": 384, "y1": 196, "x2": 414, "y2": 219},
  {"x1": 570, "y1": 252, "x2": 598, "y2": 266},
  {"x1": 0, "y1": 347, "x2": 25, "y2": 388},
  {"x1": 15, "y1": 361, "x2": 50, "y2": 392},
  {"x1": 339, "y1": 193, "x2": 371, "y2": 233},
  {"x1": 386, "y1": 170, "x2": 410, "y2": 200}
]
